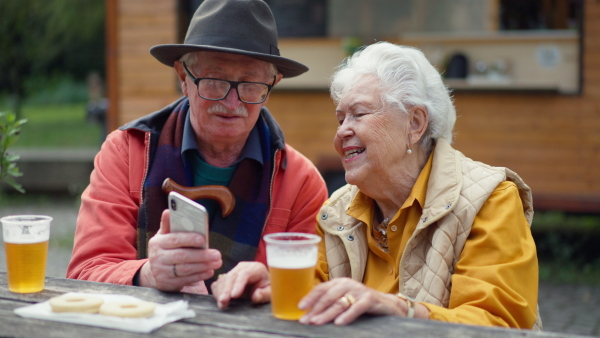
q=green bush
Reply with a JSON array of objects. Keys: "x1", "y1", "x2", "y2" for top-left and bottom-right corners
[
  {"x1": 533, "y1": 210, "x2": 600, "y2": 232},
  {"x1": 24, "y1": 76, "x2": 88, "y2": 105},
  {"x1": 0, "y1": 111, "x2": 27, "y2": 192},
  {"x1": 533, "y1": 210, "x2": 600, "y2": 284}
]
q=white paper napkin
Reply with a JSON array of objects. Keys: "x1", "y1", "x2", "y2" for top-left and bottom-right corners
[{"x1": 14, "y1": 292, "x2": 196, "y2": 333}]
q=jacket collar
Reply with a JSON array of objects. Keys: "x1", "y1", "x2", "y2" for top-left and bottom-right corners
[
  {"x1": 320, "y1": 139, "x2": 463, "y2": 233},
  {"x1": 418, "y1": 138, "x2": 462, "y2": 229},
  {"x1": 120, "y1": 96, "x2": 287, "y2": 153}
]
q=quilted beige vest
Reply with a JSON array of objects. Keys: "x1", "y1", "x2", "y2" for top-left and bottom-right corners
[{"x1": 317, "y1": 139, "x2": 542, "y2": 330}]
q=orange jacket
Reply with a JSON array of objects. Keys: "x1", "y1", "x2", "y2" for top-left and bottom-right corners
[{"x1": 67, "y1": 103, "x2": 328, "y2": 285}]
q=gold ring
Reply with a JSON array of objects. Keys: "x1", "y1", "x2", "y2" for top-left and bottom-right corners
[
  {"x1": 341, "y1": 294, "x2": 355, "y2": 307},
  {"x1": 217, "y1": 273, "x2": 227, "y2": 280},
  {"x1": 173, "y1": 264, "x2": 178, "y2": 277}
]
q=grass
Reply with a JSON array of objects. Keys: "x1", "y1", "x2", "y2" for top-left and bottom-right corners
[
  {"x1": 1, "y1": 76, "x2": 103, "y2": 149},
  {"x1": 539, "y1": 260, "x2": 600, "y2": 285},
  {"x1": 533, "y1": 211, "x2": 600, "y2": 233},
  {"x1": 9, "y1": 103, "x2": 103, "y2": 149},
  {"x1": 533, "y1": 211, "x2": 600, "y2": 284}
]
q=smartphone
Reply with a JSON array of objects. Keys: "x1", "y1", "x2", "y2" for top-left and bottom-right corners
[{"x1": 168, "y1": 191, "x2": 209, "y2": 248}]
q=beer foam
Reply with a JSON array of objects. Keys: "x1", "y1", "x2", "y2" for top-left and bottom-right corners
[
  {"x1": 2, "y1": 215, "x2": 51, "y2": 244},
  {"x1": 267, "y1": 252, "x2": 317, "y2": 269},
  {"x1": 3, "y1": 226, "x2": 50, "y2": 244}
]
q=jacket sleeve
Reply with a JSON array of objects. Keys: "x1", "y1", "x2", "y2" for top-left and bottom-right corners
[
  {"x1": 254, "y1": 145, "x2": 329, "y2": 265},
  {"x1": 281, "y1": 146, "x2": 328, "y2": 234},
  {"x1": 66, "y1": 129, "x2": 147, "y2": 285},
  {"x1": 423, "y1": 181, "x2": 539, "y2": 329}
]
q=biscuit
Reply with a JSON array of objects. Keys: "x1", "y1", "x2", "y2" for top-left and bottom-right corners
[
  {"x1": 99, "y1": 300, "x2": 157, "y2": 318},
  {"x1": 49, "y1": 294, "x2": 104, "y2": 313}
]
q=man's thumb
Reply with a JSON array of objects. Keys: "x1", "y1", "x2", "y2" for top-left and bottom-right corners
[{"x1": 158, "y1": 209, "x2": 171, "y2": 234}]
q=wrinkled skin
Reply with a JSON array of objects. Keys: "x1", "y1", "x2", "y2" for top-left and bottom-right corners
[
  {"x1": 211, "y1": 74, "x2": 431, "y2": 324},
  {"x1": 138, "y1": 51, "x2": 282, "y2": 291}
]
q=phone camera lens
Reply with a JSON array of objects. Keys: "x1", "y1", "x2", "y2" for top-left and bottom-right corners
[{"x1": 170, "y1": 199, "x2": 177, "y2": 211}]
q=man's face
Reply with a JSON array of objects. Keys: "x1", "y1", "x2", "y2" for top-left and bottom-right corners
[{"x1": 176, "y1": 51, "x2": 280, "y2": 147}]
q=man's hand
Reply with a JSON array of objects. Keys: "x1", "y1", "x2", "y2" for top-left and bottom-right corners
[
  {"x1": 210, "y1": 261, "x2": 271, "y2": 309},
  {"x1": 138, "y1": 209, "x2": 222, "y2": 292}
]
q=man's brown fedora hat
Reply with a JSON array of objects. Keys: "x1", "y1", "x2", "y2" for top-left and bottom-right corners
[{"x1": 150, "y1": 0, "x2": 308, "y2": 78}]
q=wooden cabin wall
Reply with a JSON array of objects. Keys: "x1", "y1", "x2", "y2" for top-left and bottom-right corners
[
  {"x1": 268, "y1": 0, "x2": 600, "y2": 212},
  {"x1": 108, "y1": 0, "x2": 181, "y2": 127},
  {"x1": 108, "y1": 0, "x2": 600, "y2": 212}
]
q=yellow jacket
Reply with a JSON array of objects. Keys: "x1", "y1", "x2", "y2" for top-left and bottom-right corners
[{"x1": 316, "y1": 139, "x2": 541, "y2": 330}]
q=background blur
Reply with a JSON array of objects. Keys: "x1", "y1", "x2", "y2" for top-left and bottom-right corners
[{"x1": 0, "y1": 0, "x2": 598, "y2": 336}]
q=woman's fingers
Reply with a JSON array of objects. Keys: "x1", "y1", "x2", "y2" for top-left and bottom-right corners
[
  {"x1": 299, "y1": 278, "x2": 392, "y2": 326},
  {"x1": 333, "y1": 293, "x2": 375, "y2": 325},
  {"x1": 298, "y1": 278, "x2": 354, "y2": 324},
  {"x1": 301, "y1": 293, "x2": 356, "y2": 325},
  {"x1": 297, "y1": 280, "x2": 334, "y2": 311}
]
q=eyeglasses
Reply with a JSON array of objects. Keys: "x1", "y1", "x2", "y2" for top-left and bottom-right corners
[{"x1": 182, "y1": 62, "x2": 275, "y2": 104}]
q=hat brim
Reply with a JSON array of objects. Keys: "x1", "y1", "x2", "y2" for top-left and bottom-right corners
[{"x1": 150, "y1": 44, "x2": 308, "y2": 78}]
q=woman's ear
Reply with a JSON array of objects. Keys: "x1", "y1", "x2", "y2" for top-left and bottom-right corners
[
  {"x1": 173, "y1": 61, "x2": 190, "y2": 97},
  {"x1": 409, "y1": 106, "x2": 429, "y2": 145}
]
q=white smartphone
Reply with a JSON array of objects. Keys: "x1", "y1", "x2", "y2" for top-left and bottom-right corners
[{"x1": 168, "y1": 191, "x2": 209, "y2": 248}]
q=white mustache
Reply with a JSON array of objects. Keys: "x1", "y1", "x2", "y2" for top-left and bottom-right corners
[{"x1": 207, "y1": 103, "x2": 248, "y2": 117}]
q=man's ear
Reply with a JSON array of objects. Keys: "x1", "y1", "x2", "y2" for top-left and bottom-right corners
[
  {"x1": 173, "y1": 61, "x2": 190, "y2": 97},
  {"x1": 273, "y1": 72, "x2": 283, "y2": 86},
  {"x1": 409, "y1": 106, "x2": 429, "y2": 145},
  {"x1": 262, "y1": 72, "x2": 283, "y2": 105}
]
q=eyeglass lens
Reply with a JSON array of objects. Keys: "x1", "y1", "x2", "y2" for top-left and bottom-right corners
[{"x1": 198, "y1": 79, "x2": 269, "y2": 103}]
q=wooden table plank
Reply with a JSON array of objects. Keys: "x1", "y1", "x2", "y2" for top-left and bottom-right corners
[{"x1": 0, "y1": 273, "x2": 583, "y2": 337}]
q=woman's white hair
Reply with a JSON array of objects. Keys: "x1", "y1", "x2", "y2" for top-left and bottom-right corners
[{"x1": 330, "y1": 41, "x2": 456, "y2": 147}]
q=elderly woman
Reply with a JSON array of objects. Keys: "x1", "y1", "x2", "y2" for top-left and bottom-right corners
[{"x1": 211, "y1": 42, "x2": 541, "y2": 330}]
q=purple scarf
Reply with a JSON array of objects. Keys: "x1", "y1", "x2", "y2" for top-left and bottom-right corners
[{"x1": 136, "y1": 99, "x2": 273, "y2": 287}]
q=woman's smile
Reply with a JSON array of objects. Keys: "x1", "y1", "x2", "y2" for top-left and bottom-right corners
[{"x1": 343, "y1": 146, "x2": 365, "y2": 161}]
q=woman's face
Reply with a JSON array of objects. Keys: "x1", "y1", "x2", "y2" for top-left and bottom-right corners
[{"x1": 334, "y1": 75, "x2": 409, "y2": 188}]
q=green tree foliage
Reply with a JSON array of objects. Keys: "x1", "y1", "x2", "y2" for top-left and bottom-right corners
[
  {"x1": 0, "y1": 0, "x2": 104, "y2": 116},
  {"x1": 0, "y1": 111, "x2": 27, "y2": 193}
]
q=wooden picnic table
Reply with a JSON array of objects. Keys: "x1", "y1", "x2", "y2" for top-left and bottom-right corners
[{"x1": 0, "y1": 271, "x2": 576, "y2": 337}]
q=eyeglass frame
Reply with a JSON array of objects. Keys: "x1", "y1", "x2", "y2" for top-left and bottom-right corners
[{"x1": 182, "y1": 61, "x2": 276, "y2": 104}]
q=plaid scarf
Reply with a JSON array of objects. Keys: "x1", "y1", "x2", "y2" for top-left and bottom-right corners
[{"x1": 136, "y1": 99, "x2": 273, "y2": 287}]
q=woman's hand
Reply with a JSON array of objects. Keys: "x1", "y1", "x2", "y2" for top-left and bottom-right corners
[
  {"x1": 298, "y1": 277, "x2": 428, "y2": 326},
  {"x1": 210, "y1": 261, "x2": 271, "y2": 310},
  {"x1": 139, "y1": 209, "x2": 222, "y2": 292}
]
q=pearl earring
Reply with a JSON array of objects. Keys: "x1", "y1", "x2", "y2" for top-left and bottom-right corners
[{"x1": 407, "y1": 148, "x2": 412, "y2": 154}]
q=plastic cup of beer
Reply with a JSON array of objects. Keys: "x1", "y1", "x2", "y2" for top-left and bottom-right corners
[
  {"x1": 1, "y1": 215, "x2": 52, "y2": 293},
  {"x1": 264, "y1": 232, "x2": 321, "y2": 320}
]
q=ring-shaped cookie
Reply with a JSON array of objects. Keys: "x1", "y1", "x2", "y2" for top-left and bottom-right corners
[
  {"x1": 49, "y1": 294, "x2": 104, "y2": 313},
  {"x1": 99, "y1": 301, "x2": 157, "y2": 318}
]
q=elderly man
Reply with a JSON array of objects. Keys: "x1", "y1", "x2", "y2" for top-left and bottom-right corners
[{"x1": 67, "y1": 0, "x2": 328, "y2": 294}]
